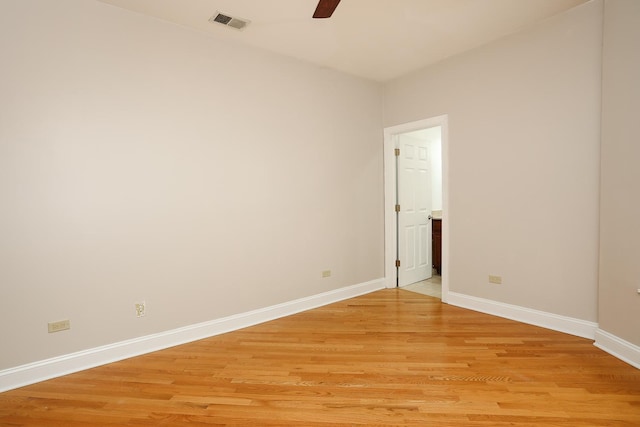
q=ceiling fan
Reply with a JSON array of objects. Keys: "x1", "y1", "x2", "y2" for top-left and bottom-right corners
[{"x1": 313, "y1": 0, "x2": 341, "y2": 18}]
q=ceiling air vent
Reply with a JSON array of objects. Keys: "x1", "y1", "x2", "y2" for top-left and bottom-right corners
[{"x1": 209, "y1": 12, "x2": 250, "y2": 30}]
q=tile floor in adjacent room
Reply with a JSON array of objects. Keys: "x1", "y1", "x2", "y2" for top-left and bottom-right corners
[{"x1": 401, "y1": 272, "x2": 442, "y2": 299}]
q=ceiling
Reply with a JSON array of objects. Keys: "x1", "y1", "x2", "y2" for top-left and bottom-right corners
[{"x1": 97, "y1": 0, "x2": 589, "y2": 82}]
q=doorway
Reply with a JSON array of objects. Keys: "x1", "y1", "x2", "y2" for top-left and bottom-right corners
[{"x1": 383, "y1": 116, "x2": 449, "y2": 302}]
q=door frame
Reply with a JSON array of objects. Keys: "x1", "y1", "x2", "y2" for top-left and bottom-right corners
[{"x1": 383, "y1": 115, "x2": 450, "y2": 302}]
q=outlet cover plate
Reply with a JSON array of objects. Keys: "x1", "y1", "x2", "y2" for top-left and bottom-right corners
[
  {"x1": 135, "y1": 302, "x2": 146, "y2": 317},
  {"x1": 48, "y1": 320, "x2": 70, "y2": 333},
  {"x1": 488, "y1": 275, "x2": 502, "y2": 285}
]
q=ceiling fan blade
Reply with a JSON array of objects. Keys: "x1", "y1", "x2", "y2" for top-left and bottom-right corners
[{"x1": 313, "y1": 0, "x2": 341, "y2": 19}]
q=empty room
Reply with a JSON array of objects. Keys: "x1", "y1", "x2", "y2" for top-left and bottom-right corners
[{"x1": 1, "y1": 0, "x2": 639, "y2": 425}]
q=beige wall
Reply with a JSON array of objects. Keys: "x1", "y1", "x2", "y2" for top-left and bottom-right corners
[
  {"x1": 599, "y1": 0, "x2": 640, "y2": 346},
  {"x1": 2, "y1": 0, "x2": 636, "y2": 375},
  {"x1": 384, "y1": 1, "x2": 602, "y2": 322},
  {"x1": 0, "y1": 0, "x2": 383, "y2": 369}
]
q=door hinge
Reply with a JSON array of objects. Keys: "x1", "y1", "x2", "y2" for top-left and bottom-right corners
[
  {"x1": 395, "y1": 259, "x2": 401, "y2": 268},
  {"x1": 394, "y1": 148, "x2": 400, "y2": 156},
  {"x1": 395, "y1": 204, "x2": 400, "y2": 212}
]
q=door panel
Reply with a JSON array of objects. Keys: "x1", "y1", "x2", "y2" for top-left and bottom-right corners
[
  {"x1": 398, "y1": 135, "x2": 432, "y2": 286},
  {"x1": 404, "y1": 226, "x2": 415, "y2": 269}
]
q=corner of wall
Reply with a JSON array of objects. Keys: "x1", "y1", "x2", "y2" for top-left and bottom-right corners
[{"x1": 594, "y1": 328, "x2": 640, "y2": 369}]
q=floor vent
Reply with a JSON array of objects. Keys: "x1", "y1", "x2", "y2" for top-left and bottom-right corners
[{"x1": 209, "y1": 12, "x2": 250, "y2": 30}]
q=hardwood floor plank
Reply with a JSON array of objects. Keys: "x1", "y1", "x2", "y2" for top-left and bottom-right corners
[{"x1": 1, "y1": 289, "x2": 639, "y2": 426}]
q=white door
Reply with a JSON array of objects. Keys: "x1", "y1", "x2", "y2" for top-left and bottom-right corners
[{"x1": 397, "y1": 134, "x2": 432, "y2": 286}]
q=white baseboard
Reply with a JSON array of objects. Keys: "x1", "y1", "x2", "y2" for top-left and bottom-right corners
[
  {"x1": 0, "y1": 278, "x2": 385, "y2": 393},
  {"x1": 446, "y1": 292, "x2": 598, "y2": 339},
  {"x1": 594, "y1": 328, "x2": 640, "y2": 369}
]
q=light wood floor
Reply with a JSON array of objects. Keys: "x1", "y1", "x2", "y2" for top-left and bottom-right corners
[{"x1": 1, "y1": 289, "x2": 639, "y2": 426}]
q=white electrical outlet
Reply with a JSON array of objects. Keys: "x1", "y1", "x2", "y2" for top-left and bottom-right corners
[
  {"x1": 48, "y1": 319, "x2": 70, "y2": 333},
  {"x1": 488, "y1": 275, "x2": 502, "y2": 285},
  {"x1": 322, "y1": 270, "x2": 331, "y2": 278},
  {"x1": 135, "y1": 302, "x2": 146, "y2": 318}
]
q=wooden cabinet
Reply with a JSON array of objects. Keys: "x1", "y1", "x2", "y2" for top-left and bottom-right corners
[{"x1": 432, "y1": 218, "x2": 442, "y2": 275}]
